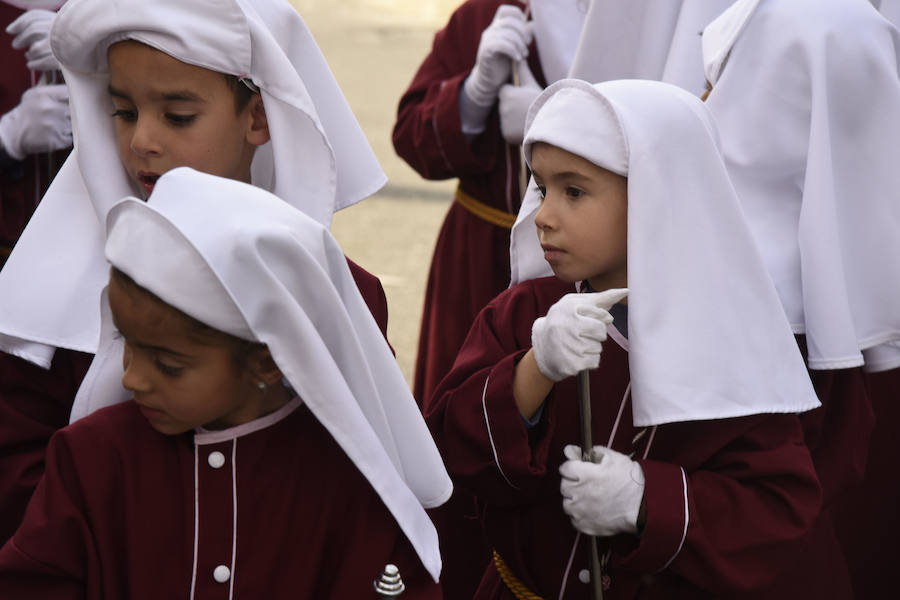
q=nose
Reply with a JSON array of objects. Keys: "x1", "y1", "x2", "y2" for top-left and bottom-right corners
[
  {"x1": 121, "y1": 343, "x2": 151, "y2": 394},
  {"x1": 534, "y1": 194, "x2": 556, "y2": 233},
  {"x1": 130, "y1": 115, "x2": 163, "y2": 158}
]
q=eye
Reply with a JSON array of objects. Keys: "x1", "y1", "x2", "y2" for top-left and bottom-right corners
[
  {"x1": 155, "y1": 360, "x2": 184, "y2": 377},
  {"x1": 534, "y1": 184, "x2": 546, "y2": 199},
  {"x1": 110, "y1": 108, "x2": 137, "y2": 122},
  {"x1": 565, "y1": 186, "x2": 584, "y2": 200},
  {"x1": 166, "y1": 113, "x2": 197, "y2": 126}
]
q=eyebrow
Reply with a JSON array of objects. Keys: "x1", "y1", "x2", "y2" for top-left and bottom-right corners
[
  {"x1": 532, "y1": 169, "x2": 592, "y2": 184},
  {"x1": 107, "y1": 85, "x2": 206, "y2": 103},
  {"x1": 110, "y1": 314, "x2": 194, "y2": 358}
]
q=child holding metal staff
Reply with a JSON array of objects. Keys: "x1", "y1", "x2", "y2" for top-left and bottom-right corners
[
  {"x1": 0, "y1": 0, "x2": 391, "y2": 543},
  {"x1": 426, "y1": 78, "x2": 825, "y2": 598},
  {"x1": 0, "y1": 167, "x2": 452, "y2": 598}
]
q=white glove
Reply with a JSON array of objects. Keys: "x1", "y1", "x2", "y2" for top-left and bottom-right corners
[
  {"x1": 463, "y1": 5, "x2": 533, "y2": 108},
  {"x1": 0, "y1": 84, "x2": 72, "y2": 160},
  {"x1": 560, "y1": 444, "x2": 646, "y2": 537},
  {"x1": 531, "y1": 288, "x2": 628, "y2": 382},
  {"x1": 7, "y1": 9, "x2": 59, "y2": 72},
  {"x1": 498, "y1": 60, "x2": 542, "y2": 145}
]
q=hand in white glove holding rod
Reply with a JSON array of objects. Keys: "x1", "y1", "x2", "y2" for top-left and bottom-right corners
[
  {"x1": 459, "y1": 5, "x2": 533, "y2": 137},
  {"x1": 513, "y1": 288, "x2": 628, "y2": 420},
  {"x1": 7, "y1": 9, "x2": 60, "y2": 72},
  {"x1": 0, "y1": 85, "x2": 71, "y2": 161},
  {"x1": 560, "y1": 444, "x2": 646, "y2": 537},
  {"x1": 1, "y1": 9, "x2": 71, "y2": 161}
]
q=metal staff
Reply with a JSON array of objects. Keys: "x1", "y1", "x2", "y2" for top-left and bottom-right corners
[
  {"x1": 511, "y1": 1, "x2": 532, "y2": 205},
  {"x1": 577, "y1": 370, "x2": 604, "y2": 600}
]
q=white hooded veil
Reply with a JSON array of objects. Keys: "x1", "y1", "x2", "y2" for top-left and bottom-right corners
[
  {"x1": 703, "y1": 0, "x2": 900, "y2": 372},
  {"x1": 513, "y1": 79, "x2": 819, "y2": 426},
  {"x1": 0, "y1": 0, "x2": 386, "y2": 367},
  {"x1": 85, "y1": 167, "x2": 451, "y2": 581}
]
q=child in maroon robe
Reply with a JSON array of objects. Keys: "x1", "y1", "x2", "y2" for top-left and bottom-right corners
[
  {"x1": 426, "y1": 79, "x2": 826, "y2": 598},
  {"x1": 0, "y1": 168, "x2": 451, "y2": 598},
  {"x1": 0, "y1": 0, "x2": 390, "y2": 545}
]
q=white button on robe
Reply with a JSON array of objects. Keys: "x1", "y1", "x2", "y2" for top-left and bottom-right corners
[
  {"x1": 213, "y1": 565, "x2": 231, "y2": 583},
  {"x1": 208, "y1": 451, "x2": 226, "y2": 469}
]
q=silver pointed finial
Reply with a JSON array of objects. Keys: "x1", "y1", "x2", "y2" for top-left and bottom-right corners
[{"x1": 374, "y1": 563, "x2": 405, "y2": 597}]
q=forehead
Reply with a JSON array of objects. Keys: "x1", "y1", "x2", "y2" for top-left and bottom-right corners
[
  {"x1": 108, "y1": 274, "x2": 195, "y2": 341},
  {"x1": 107, "y1": 40, "x2": 229, "y2": 95},
  {"x1": 531, "y1": 143, "x2": 618, "y2": 182}
]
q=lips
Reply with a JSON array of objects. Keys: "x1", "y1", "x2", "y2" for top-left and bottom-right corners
[
  {"x1": 137, "y1": 171, "x2": 161, "y2": 196},
  {"x1": 541, "y1": 243, "x2": 565, "y2": 262}
]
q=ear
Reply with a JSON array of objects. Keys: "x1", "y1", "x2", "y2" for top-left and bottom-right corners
[
  {"x1": 248, "y1": 347, "x2": 283, "y2": 387},
  {"x1": 245, "y1": 95, "x2": 270, "y2": 147}
]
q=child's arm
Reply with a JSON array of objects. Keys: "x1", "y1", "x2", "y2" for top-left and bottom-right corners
[
  {"x1": 609, "y1": 413, "x2": 822, "y2": 594},
  {"x1": 425, "y1": 279, "x2": 577, "y2": 505},
  {"x1": 0, "y1": 426, "x2": 95, "y2": 599},
  {"x1": 392, "y1": 2, "x2": 522, "y2": 181},
  {"x1": 0, "y1": 348, "x2": 93, "y2": 544}
]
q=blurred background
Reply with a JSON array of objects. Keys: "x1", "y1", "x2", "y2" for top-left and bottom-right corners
[{"x1": 290, "y1": 0, "x2": 462, "y2": 385}]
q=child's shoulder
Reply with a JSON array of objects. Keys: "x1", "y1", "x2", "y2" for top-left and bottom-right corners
[
  {"x1": 58, "y1": 400, "x2": 161, "y2": 451},
  {"x1": 488, "y1": 275, "x2": 572, "y2": 314}
]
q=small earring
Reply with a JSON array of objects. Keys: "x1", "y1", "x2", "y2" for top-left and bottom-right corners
[{"x1": 256, "y1": 381, "x2": 266, "y2": 391}]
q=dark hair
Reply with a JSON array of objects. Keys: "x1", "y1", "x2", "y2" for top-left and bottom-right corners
[
  {"x1": 109, "y1": 267, "x2": 265, "y2": 368},
  {"x1": 223, "y1": 74, "x2": 258, "y2": 113}
]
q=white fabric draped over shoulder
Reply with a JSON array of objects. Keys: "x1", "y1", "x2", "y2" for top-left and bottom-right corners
[
  {"x1": 531, "y1": 0, "x2": 590, "y2": 84},
  {"x1": 513, "y1": 79, "x2": 819, "y2": 426},
  {"x1": 0, "y1": 0, "x2": 385, "y2": 366},
  {"x1": 703, "y1": 0, "x2": 900, "y2": 372},
  {"x1": 567, "y1": 0, "x2": 736, "y2": 94},
  {"x1": 80, "y1": 167, "x2": 451, "y2": 581}
]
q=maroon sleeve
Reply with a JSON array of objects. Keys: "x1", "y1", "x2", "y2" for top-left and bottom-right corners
[
  {"x1": 0, "y1": 426, "x2": 98, "y2": 599},
  {"x1": 345, "y1": 256, "x2": 390, "y2": 344},
  {"x1": 0, "y1": 348, "x2": 92, "y2": 544},
  {"x1": 612, "y1": 415, "x2": 822, "y2": 594},
  {"x1": 391, "y1": 0, "x2": 529, "y2": 181},
  {"x1": 425, "y1": 280, "x2": 567, "y2": 506}
]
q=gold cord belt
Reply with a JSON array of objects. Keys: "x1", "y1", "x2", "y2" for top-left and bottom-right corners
[
  {"x1": 455, "y1": 186, "x2": 517, "y2": 230},
  {"x1": 493, "y1": 549, "x2": 545, "y2": 600}
]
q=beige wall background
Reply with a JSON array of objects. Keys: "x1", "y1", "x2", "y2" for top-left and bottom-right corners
[{"x1": 289, "y1": 0, "x2": 463, "y2": 386}]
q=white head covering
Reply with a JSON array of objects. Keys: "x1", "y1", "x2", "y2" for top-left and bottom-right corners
[
  {"x1": 78, "y1": 167, "x2": 450, "y2": 581},
  {"x1": 0, "y1": 0, "x2": 386, "y2": 367},
  {"x1": 531, "y1": 0, "x2": 590, "y2": 84},
  {"x1": 703, "y1": 0, "x2": 900, "y2": 372},
  {"x1": 513, "y1": 78, "x2": 819, "y2": 426},
  {"x1": 567, "y1": 0, "x2": 736, "y2": 93}
]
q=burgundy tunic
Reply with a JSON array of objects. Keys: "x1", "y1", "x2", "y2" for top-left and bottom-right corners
[
  {"x1": 0, "y1": 398, "x2": 440, "y2": 599},
  {"x1": 393, "y1": 4, "x2": 546, "y2": 594},
  {"x1": 0, "y1": 3, "x2": 70, "y2": 262},
  {"x1": 0, "y1": 259, "x2": 389, "y2": 545},
  {"x1": 427, "y1": 276, "x2": 825, "y2": 599},
  {"x1": 392, "y1": 0, "x2": 546, "y2": 408}
]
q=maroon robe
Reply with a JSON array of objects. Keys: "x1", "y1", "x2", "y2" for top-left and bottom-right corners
[
  {"x1": 392, "y1": 0, "x2": 546, "y2": 407},
  {"x1": 832, "y1": 368, "x2": 900, "y2": 598},
  {"x1": 0, "y1": 398, "x2": 441, "y2": 599},
  {"x1": 393, "y1": 4, "x2": 546, "y2": 595},
  {"x1": 0, "y1": 259, "x2": 389, "y2": 545},
  {"x1": 0, "y1": 3, "x2": 69, "y2": 264},
  {"x1": 427, "y1": 276, "x2": 826, "y2": 598}
]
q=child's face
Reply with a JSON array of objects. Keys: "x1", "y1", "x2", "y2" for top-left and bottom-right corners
[
  {"x1": 107, "y1": 41, "x2": 268, "y2": 198},
  {"x1": 108, "y1": 274, "x2": 266, "y2": 435},
  {"x1": 531, "y1": 142, "x2": 628, "y2": 291}
]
